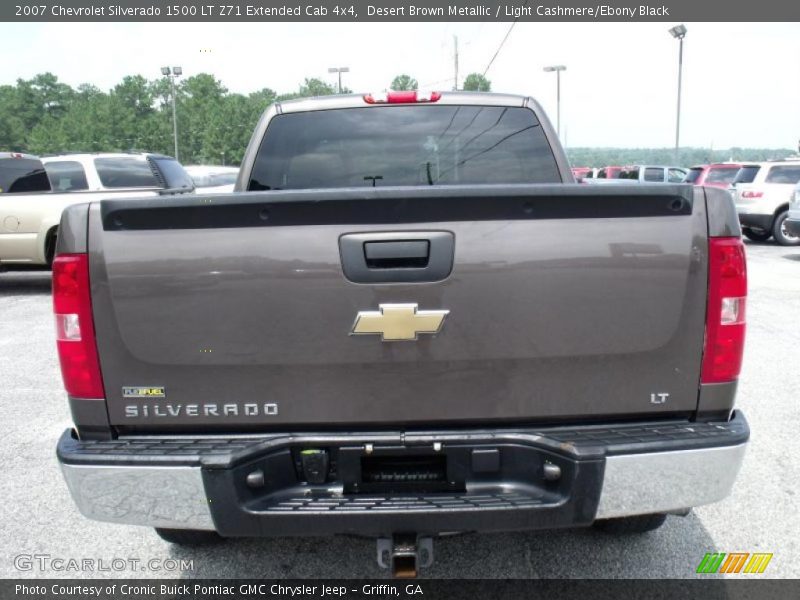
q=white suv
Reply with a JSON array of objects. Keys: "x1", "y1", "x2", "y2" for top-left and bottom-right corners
[{"x1": 733, "y1": 159, "x2": 800, "y2": 245}]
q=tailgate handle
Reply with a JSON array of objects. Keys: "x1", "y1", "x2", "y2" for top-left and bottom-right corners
[
  {"x1": 364, "y1": 240, "x2": 430, "y2": 269},
  {"x1": 339, "y1": 231, "x2": 454, "y2": 284}
]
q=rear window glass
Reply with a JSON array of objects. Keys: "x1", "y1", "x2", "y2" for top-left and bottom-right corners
[
  {"x1": 619, "y1": 168, "x2": 640, "y2": 180},
  {"x1": 152, "y1": 158, "x2": 194, "y2": 190},
  {"x1": 94, "y1": 157, "x2": 159, "y2": 188},
  {"x1": 0, "y1": 158, "x2": 50, "y2": 193},
  {"x1": 684, "y1": 168, "x2": 703, "y2": 183},
  {"x1": 733, "y1": 166, "x2": 760, "y2": 184},
  {"x1": 765, "y1": 165, "x2": 800, "y2": 184},
  {"x1": 45, "y1": 160, "x2": 89, "y2": 191},
  {"x1": 248, "y1": 105, "x2": 562, "y2": 190},
  {"x1": 705, "y1": 168, "x2": 739, "y2": 185},
  {"x1": 667, "y1": 168, "x2": 685, "y2": 183},
  {"x1": 644, "y1": 167, "x2": 664, "y2": 182}
]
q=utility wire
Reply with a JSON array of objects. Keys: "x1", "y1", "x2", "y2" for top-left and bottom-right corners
[{"x1": 482, "y1": 0, "x2": 529, "y2": 77}]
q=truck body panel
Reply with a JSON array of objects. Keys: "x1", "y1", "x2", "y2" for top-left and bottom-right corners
[{"x1": 87, "y1": 184, "x2": 707, "y2": 430}]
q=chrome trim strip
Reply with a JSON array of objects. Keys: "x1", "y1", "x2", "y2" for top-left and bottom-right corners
[
  {"x1": 596, "y1": 442, "x2": 747, "y2": 519},
  {"x1": 60, "y1": 464, "x2": 214, "y2": 530}
]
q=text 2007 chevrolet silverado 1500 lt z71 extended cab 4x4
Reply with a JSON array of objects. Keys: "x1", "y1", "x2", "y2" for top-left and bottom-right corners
[{"x1": 53, "y1": 91, "x2": 749, "y2": 577}]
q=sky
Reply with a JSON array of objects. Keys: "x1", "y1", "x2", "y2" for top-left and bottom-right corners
[{"x1": 0, "y1": 21, "x2": 798, "y2": 149}]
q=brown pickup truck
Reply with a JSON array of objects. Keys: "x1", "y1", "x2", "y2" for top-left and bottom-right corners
[{"x1": 53, "y1": 91, "x2": 748, "y2": 577}]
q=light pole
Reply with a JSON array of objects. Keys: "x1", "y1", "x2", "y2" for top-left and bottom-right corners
[
  {"x1": 327, "y1": 67, "x2": 349, "y2": 94},
  {"x1": 669, "y1": 24, "x2": 687, "y2": 164},
  {"x1": 161, "y1": 66, "x2": 182, "y2": 159},
  {"x1": 543, "y1": 65, "x2": 566, "y2": 139}
]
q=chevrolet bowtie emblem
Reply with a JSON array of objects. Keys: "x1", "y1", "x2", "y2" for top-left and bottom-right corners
[{"x1": 351, "y1": 303, "x2": 450, "y2": 342}]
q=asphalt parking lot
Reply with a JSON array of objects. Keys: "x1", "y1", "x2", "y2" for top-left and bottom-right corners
[{"x1": 0, "y1": 240, "x2": 798, "y2": 579}]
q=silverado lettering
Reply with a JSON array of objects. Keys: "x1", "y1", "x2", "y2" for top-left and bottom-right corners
[{"x1": 124, "y1": 403, "x2": 279, "y2": 418}]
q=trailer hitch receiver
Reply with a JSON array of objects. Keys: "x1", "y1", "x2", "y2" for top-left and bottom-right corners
[{"x1": 377, "y1": 534, "x2": 434, "y2": 578}]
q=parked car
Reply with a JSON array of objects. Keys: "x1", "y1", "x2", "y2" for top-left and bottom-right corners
[
  {"x1": 595, "y1": 166, "x2": 624, "y2": 179},
  {"x1": 184, "y1": 165, "x2": 239, "y2": 193},
  {"x1": 0, "y1": 152, "x2": 193, "y2": 266},
  {"x1": 582, "y1": 178, "x2": 638, "y2": 185},
  {"x1": 618, "y1": 165, "x2": 689, "y2": 183},
  {"x1": 786, "y1": 181, "x2": 800, "y2": 238},
  {"x1": 42, "y1": 152, "x2": 195, "y2": 193},
  {"x1": 683, "y1": 164, "x2": 741, "y2": 188},
  {"x1": 732, "y1": 160, "x2": 800, "y2": 245},
  {"x1": 571, "y1": 167, "x2": 595, "y2": 180},
  {"x1": 55, "y1": 91, "x2": 749, "y2": 577}
]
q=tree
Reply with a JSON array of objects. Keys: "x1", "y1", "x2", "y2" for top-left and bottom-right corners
[
  {"x1": 248, "y1": 88, "x2": 277, "y2": 110},
  {"x1": 0, "y1": 85, "x2": 25, "y2": 150},
  {"x1": 390, "y1": 74, "x2": 418, "y2": 91},
  {"x1": 462, "y1": 73, "x2": 491, "y2": 92},
  {"x1": 298, "y1": 78, "x2": 337, "y2": 98},
  {"x1": 113, "y1": 76, "x2": 154, "y2": 118},
  {"x1": 177, "y1": 74, "x2": 228, "y2": 160}
]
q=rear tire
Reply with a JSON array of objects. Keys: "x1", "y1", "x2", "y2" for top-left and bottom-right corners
[
  {"x1": 772, "y1": 210, "x2": 800, "y2": 246},
  {"x1": 742, "y1": 227, "x2": 771, "y2": 242},
  {"x1": 593, "y1": 513, "x2": 668, "y2": 534},
  {"x1": 155, "y1": 528, "x2": 222, "y2": 546}
]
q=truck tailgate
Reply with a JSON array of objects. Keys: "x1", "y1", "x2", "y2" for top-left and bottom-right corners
[{"x1": 88, "y1": 184, "x2": 707, "y2": 431}]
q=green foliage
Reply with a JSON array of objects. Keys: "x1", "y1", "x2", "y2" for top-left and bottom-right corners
[
  {"x1": 390, "y1": 74, "x2": 418, "y2": 91},
  {"x1": 462, "y1": 73, "x2": 491, "y2": 92},
  {"x1": 0, "y1": 73, "x2": 355, "y2": 164},
  {"x1": 0, "y1": 72, "x2": 792, "y2": 169},
  {"x1": 298, "y1": 77, "x2": 337, "y2": 97}
]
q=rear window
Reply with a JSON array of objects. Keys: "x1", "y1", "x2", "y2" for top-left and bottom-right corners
[
  {"x1": 684, "y1": 168, "x2": 703, "y2": 184},
  {"x1": 151, "y1": 158, "x2": 194, "y2": 190},
  {"x1": 45, "y1": 160, "x2": 89, "y2": 192},
  {"x1": 94, "y1": 157, "x2": 159, "y2": 188},
  {"x1": 619, "y1": 168, "x2": 640, "y2": 180},
  {"x1": 248, "y1": 105, "x2": 562, "y2": 190},
  {"x1": 667, "y1": 168, "x2": 685, "y2": 183},
  {"x1": 644, "y1": 167, "x2": 664, "y2": 182},
  {"x1": 705, "y1": 167, "x2": 739, "y2": 185},
  {"x1": 733, "y1": 166, "x2": 761, "y2": 184},
  {"x1": 0, "y1": 157, "x2": 50, "y2": 193},
  {"x1": 764, "y1": 165, "x2": 800, "y2": 184}
]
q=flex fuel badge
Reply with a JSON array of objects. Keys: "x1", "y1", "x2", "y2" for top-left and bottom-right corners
[{"x1": 122, "y1": 386, "x2": 166, "y2": 399}]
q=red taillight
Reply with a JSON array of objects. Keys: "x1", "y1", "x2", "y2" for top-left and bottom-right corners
[
  {"x1": 364, "y1": 91, "x2": 442, "y2": 104},
  {"x1": 52, "y1": 253, "x2": 105, "y2": 399},
  {"x1": 701, "y1": 238, "x2": 747, "y2": 383},
  {"x1": 741, "y1": 191, "x2": 763, "y2": 199}
]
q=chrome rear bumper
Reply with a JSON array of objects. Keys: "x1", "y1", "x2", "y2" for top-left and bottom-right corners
[
  {"x1": 58, "y1": 414, "x2": 749, "y2": 532},
  {"x1": 595, "y1": 442, "x2": 747, "y2": 519}
]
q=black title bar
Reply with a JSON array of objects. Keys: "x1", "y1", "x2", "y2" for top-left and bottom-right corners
[
  {"x1": 5, "y1": 579, "x2": 800, "y2": 600},
  {"x1": 3, "y1": 0, "x2": 799, "y2": 22}
]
